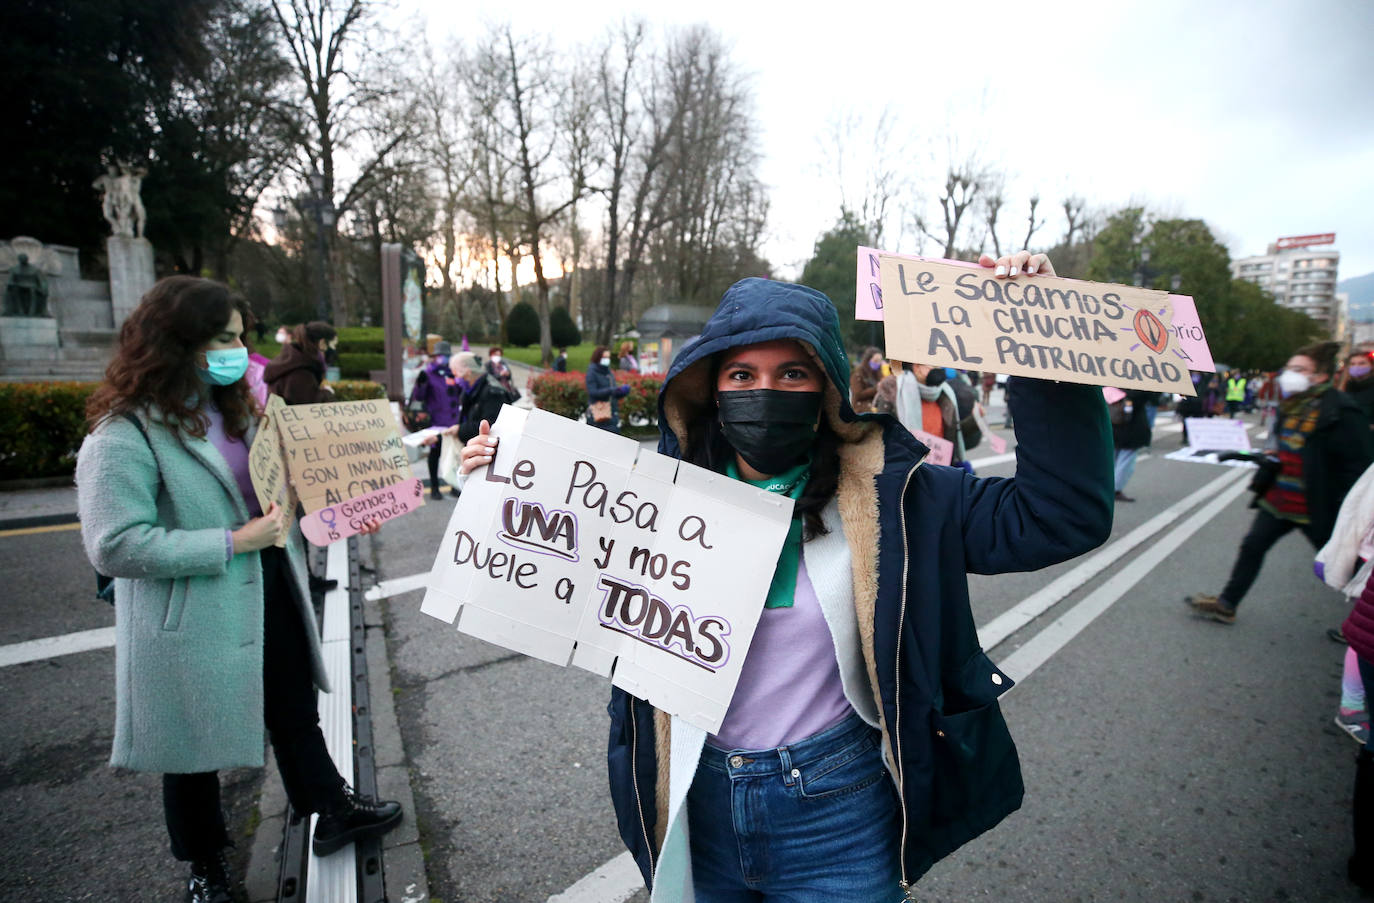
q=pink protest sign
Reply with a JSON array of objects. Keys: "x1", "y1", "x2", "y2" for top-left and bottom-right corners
[
  {"x1": 910, "y1": 429, "x2": 954, "y2": 466},
  {"x1": 1166, "y1": 294, "x2": 1215, "y2": 372},
  {"x1": 300, "y1": 477, "x2": 425, "y2": 545},
  {"x1": 987, "y1": 432, "x2": 1008, "y2": 455},
  {"x1": 1103, "y1": 387, "x2": 1126, "y2": 404},
  {"x1": 856, "y1": 246, "x2": 979, "y2": 321}
]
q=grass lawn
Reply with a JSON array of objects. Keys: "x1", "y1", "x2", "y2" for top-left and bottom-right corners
[{"x1": 502, "y1": 342, "x2": 600, "y2": 371}]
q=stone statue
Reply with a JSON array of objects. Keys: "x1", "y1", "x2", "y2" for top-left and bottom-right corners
[
  {"x1": 3, "y1": 255, "x2": 49, "y2": 317},
  {"x1": 0, "y1": 238, "x2": 62, "y2": 318},
  {"x1": 92, "y1": 163, "x2": 148, "y2": 238}
]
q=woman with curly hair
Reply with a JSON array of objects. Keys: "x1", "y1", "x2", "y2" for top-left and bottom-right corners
[{"x1": 77, "y1": 276, "x2": 400, "y2": 903}]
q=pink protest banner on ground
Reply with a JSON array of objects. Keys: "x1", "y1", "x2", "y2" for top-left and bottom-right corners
[
  {"x1": 299, "y1": 477, "x2": 426, "y2": 545},
  {"x1": 910, "y1": 429, "x2": 954, "y2": 466},
  {"x1": 858, "y1": 247, "x2": 1215, "y2": 375},
  {"x1": 857, "y1": 246, "x2": 978, "y2": 321}
]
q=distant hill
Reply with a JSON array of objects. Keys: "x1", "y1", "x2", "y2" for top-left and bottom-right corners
[{"x1": 1342, "y1": 272, "x2": 1374, "y2": 323}]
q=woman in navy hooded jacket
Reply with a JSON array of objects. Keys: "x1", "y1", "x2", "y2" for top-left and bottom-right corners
[{"x1": 458, "y1": 251, "x2": 1113, "y2": 901}]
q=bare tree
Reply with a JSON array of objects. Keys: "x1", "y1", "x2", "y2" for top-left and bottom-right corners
[
  {"x1": 1062, "y1": 195, "x2": 1087, "y2": 247},
  {"x1": 914, "y1": 157, "x2": 988, "y2": 258},
  {"x1": 270, "y1": 0, "x2": 412, "y2": 323},
  {"x1": 1022, "y1": 194, "x2": 1045, "y2": 252},
  {"x1": 475, "y1": 25, "x2": 589, "y2": 364},
  {"x1": 820, "y1": 106, "x2": 908, "y2": 247},
  {"x1": 416, "y1": 39, "x2": 473, "y2": 327},
  {"x1": 980, "y1": 175, "x2": 1006, "y2": 258},
  {"x1": 647, "y1": 26, "x2": 768, "y2": 303}
]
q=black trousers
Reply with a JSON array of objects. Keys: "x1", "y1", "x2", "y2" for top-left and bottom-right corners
[
  {"x1": 427, "y1": 438, "x2": 443, "y2": 488},
  {"x1": 163, "y1": 546, "x2": 345, "y2": 861},
  {"x1": 1219, "y1": 507, "x2": 1322, "y2": 610}
]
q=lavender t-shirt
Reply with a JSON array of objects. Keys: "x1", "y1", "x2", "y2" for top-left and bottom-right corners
[
  {"x1": 708, "y1": 553, "x2": 854, "y2": 751},
  {"x1": 205, "y1": 406, "x2": 262, "y2": 518}
]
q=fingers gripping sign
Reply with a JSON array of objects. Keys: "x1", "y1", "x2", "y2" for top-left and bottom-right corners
[{"x1": 459, "y1": 420, "x2": 499, "y2": 476}]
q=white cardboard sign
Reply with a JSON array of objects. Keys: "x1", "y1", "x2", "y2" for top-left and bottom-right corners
[
  {"x1": 1184, "y1": 418, "x2": 1251, "y2": 452},
  {"x1": 419, "y1": 407, "x2": 794, "y2": 734}
]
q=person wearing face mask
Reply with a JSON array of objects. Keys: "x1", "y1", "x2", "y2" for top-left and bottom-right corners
[
  {"x1": 264, "y1": 320, "x2": 337, "y2": 405},
  {"x1": 457, "y1": 249, "x2": 1114, "y2": 901},
  {"x1": 849, "y1": 346, "x2": 883, "y2": 413},
  {"x1": 410, "y1": 342, "x2": 467, "y2": 500},
  {"x1": 892, "y1": 360, "x2": 967, "y2": 465},
  {"x1": 76, "y1": 277, "x2": 400, "y2": 903},
  {"x1": 486, "y1": 346, "x2": 517, "y2": 396},
  {"x1": 585, "y1": 344, "x2": 632, "y2": 432},
  {"x1": 1341, "y1": 351, "x2": 1374, "y2": 428},
  {"x1": 1187, "y1": 341, "x2": 1374, "y2": 625}
]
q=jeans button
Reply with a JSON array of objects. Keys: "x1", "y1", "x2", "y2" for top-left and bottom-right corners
[
  {"x1": 729, "y1": 755, "x2": 743, "y2": 768},
  {"x1": 790, "y1": 768, "x2": 800, "y2": 777}
]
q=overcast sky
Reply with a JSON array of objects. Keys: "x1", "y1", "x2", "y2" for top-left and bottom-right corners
[{"x1": 416, "y1": 0, "x2": 1374, "y2": 282}]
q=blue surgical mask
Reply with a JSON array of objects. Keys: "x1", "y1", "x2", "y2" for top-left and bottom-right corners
[{"x1": 197, "y1": 347, "x2": 249, "y2": 385}]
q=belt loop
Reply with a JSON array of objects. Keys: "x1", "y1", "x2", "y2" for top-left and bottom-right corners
[{"x1": 779, "y1": 746, "x2": 795, "y2": 785}]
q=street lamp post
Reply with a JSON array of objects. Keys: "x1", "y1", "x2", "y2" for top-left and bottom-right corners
[{"x1": 1133, "y1": 247, "x2": 1183, "y2": 293}]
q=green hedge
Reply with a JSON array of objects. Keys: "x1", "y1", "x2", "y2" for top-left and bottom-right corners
[
  {"x1": 528, "y1": 371, "x2": 661, "y2": 425},
  {"x1": 0, "y1": 378, "x2": 386, "y2": 479},
  {"x1": 338, "y1": 352, "x2": 386, "y2": 379},
  {"x1": 330, "y1": 380, "x2": 387, "y2": 401},
  {"x1": 0, "y1": 382, "x2": 95, "y2": 480}
]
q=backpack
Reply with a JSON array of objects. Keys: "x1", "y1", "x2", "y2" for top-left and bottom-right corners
[{"x1": 95, "y1": 412, "x2": 157, "y2": 605}]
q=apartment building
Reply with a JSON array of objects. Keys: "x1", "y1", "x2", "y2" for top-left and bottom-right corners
[{"x1": 1231, "y1": 233, "x2": 1341, "y2": 335}]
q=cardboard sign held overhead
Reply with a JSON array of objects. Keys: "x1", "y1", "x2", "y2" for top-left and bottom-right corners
[
  {"x1": 275, "y1": 398, "x2": 414, "y2": 513},
  {"x1": 420, "y1": 406, "x2": 793, "y2": 735},
  {"x1": 877, "y1": 255, "x2": 1200, "y2": 396},
  {"x1": 248, "y1": 394, "x2": 295, "y2": 547}
]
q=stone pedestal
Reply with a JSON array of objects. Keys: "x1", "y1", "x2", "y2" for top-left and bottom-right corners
[
  {"x1": 107, "y1": 235, "x2": 154, "y2": 328},
  {"x1": 0, "y1": 316, "x2": 59, "y2": 362}
]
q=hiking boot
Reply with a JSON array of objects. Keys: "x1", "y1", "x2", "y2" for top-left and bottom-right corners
[
  {"x1": 1336, "y1": 711, "x2": 1371, "y2": 745},
  {"x1": 312, "y1": 785, "x2": 403, "y2": 856},
  {"x1": 186, "y1": 851, "x2": 234, "y2": 903},
  {"x1": 1185, "y1": 593, "x2": 1236, "y2": 624}
]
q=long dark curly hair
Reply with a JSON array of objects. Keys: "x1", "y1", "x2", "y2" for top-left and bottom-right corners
[{"x1": 86, "y1": 276, "x2": 259, "y2": 440}]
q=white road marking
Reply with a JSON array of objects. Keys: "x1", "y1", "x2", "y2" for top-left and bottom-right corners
[
  {"x1": 997, "y1": 474, "x2": 1252, "y2": 683},
  {"x1": 364, "y1": 571, "x2": 430, "y2": 601},
  {"x1": 978, "y1": 467, "x2": 1250, "y2": 652},
  {"x1": 0, "y1": 626, "x2": 115, "y2": 667},
  {"x1": 545, "y1": 850, "x2": 644, "y2": 903}
]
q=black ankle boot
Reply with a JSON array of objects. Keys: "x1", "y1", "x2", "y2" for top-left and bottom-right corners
[
  {"x1": 312, "y1": 784, "x2": 403, "y2": 856},
  {"x1": 186, "y1": 850, "x2": 234, "y2": 903}
]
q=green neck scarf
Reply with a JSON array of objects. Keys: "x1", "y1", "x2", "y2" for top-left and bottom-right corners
[{"x1": 726, "y1": 456, "x2": 810, "y2": 609}]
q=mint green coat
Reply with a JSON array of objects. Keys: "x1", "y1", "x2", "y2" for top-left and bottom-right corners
[{"x1": 77, "y1": 410, "x2": 329, "y2": 774}]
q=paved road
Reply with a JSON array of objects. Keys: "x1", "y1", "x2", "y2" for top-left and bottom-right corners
[
  {"x1": 1, "y1": 403, "x2": 1367, "y2": 901},
  {"x1": 366, "y1": 410, "x2": 1367, "y2": 902}
]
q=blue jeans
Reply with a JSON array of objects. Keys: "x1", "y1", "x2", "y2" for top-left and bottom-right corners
[
  {"x1": 1113, "y1": 448, "x2": 1139, "y2": 492},
  {"x1": 687, "y1": 713, "x2": 904, "y2": 901}
]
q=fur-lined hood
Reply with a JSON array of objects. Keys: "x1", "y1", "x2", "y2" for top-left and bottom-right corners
[{"x1": 657, "y1": 278, "x2": 876, "y2": 456}]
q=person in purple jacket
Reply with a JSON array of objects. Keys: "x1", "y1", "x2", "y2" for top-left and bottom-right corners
[{"x1": 410, "y1": 341, "x2": 466, "y2": 500}]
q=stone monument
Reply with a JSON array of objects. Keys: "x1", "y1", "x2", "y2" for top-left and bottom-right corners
[
  {"x1": 93, "y1": 162, "x2": 154, "y2": 326},
  {"x1": 0, "y1": 239, "x2": 63, "y2": 369}
]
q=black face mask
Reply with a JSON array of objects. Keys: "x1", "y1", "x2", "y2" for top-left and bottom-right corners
[{"x1": 717, "y1": 389, "x2": 823, "y2": 475}]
